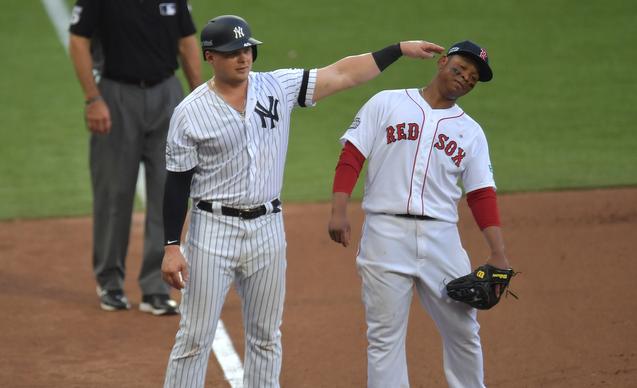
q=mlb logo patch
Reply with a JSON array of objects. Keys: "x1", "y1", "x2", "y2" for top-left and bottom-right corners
[{"x1": 159, "y1": 3, "x2": 177, "y2": 16}]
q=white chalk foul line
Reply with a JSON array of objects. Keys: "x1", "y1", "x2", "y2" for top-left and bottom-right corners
[
  {"x1": 41, "y1": 0, "x2": 70, "y2": 53},
  {"x1": 42, "y1": 1, "x2": 244, "y2": 386},
  {"x1": 212, "y1": 320, "x2": 245, "y2": 386}
]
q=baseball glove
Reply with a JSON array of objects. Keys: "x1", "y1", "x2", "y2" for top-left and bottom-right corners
[{"x1": 446, "y1": 264, "x2": 517, "y2": 310}]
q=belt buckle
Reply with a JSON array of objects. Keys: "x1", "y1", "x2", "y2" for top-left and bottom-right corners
[{"x1": 238, "y1": 207, "x2": 259, "y2": 219}]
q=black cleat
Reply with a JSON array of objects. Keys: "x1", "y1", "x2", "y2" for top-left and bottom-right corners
[
  {"x1": 139, "y1": 294, "x2": 179, "y2": 316},
  {"x1": 96, "y1": 286, "x2": 131, "y2": 311}
]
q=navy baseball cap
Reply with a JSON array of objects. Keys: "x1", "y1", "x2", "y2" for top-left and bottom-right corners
[{"x1": 446, "y1": 40, "x2": 493, "y2": 82}]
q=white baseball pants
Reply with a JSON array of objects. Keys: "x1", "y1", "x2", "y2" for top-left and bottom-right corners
[
  {"x1": 357, "y1": 213, "x2": 485, "y2": 388},
  {"x1": 164, "y1": 208, "x2": 287, "y2": 388}
]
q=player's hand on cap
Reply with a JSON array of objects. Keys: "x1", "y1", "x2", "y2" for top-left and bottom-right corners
[
  {"x1": 328, "y1": 213, "x2": 351, "y2": 248},
  {"x1": 162, "y1": 246, "x2": 189, "y2": 290},
  {"x1": 400, "y1": 40, "x2": 445, "y2": 59},
  {"x1": 85, "y1": 98, "x2": 112, "y2": 134}
]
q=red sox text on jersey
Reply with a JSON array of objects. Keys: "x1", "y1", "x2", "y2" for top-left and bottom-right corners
[{"x1": 386, "y1": 123, "x2": 466, "y2": 167}]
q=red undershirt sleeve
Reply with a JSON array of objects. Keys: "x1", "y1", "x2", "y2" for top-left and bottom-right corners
[
  {"x1": 466, "y1": 187, "x2": 501, "y2": 230},
  {"x1": 332, "y1": 141, "x2": 366, "y2": 195}
]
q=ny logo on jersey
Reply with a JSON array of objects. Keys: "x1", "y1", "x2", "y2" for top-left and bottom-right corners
[
  {"x1": 386, "y1": 122, "x2": 419, "y2": 144},
  {"x1": 233, "y1": 26, "x2": 245, "y2": 39},
  {"x1": 434, "y1": 133, "x2": 466, "y2": 167},
  {"x1": 255, "y1": 96, "x2": 280, "y2": 129}
]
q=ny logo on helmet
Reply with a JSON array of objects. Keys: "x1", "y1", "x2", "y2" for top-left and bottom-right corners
[{"x1": 233, "y1": 26, "x2": 245, "y2": 39}]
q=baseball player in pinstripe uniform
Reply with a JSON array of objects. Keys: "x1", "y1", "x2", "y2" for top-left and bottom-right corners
[{"x1": 160, "y1": 14, "x2": 444, "y2": 387}]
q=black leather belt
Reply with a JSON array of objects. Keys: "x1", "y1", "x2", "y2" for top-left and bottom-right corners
[
  {"x1": 395, "y1": 214, "x2": 436, "y2": 221},
  {"x1": 197, "y1": 199, "x2": 281, "y2": 220},
  {"x1": 105, "y1": 75, "x2": 169, "y2": 88}
]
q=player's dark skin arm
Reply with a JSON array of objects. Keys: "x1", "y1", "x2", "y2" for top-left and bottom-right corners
[
  {"x1": 482, "y1": 226, "x2": 511, "y2": 297},
  {"x1": 329, "y1": 192, "x2": 351, "y2": 247},
  {"x1": 483, "y1": 226, "x2": 510, "y2": 269}
]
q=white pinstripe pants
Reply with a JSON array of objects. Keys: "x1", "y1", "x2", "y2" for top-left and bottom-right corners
[{"x1": 164, "y1": 207, "x2": 287, "y2": 388}]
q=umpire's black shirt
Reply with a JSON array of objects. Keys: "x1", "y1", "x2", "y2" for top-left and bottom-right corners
[{"x1": 69, "y1": 0, "x2": 196, "y2": 83}]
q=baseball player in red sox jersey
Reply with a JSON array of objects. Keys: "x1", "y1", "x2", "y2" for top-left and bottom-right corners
[
  {"x1": 160, "y1": 15, "x2": 444, "y2": 388},
  {"x1": 328, "y1": 41, "x2": 512, "y2": 387}
]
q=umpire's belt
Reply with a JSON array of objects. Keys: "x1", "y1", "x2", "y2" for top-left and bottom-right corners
[
  {"x1": 105, "y1": 75, "x2": 170, "y2": 88},
  {"x1": 394, "y1": 213, "x2": 436, "y2": 221},
  {"x1": 196, "y1": 199, "x2": 281, "y2": 220}
]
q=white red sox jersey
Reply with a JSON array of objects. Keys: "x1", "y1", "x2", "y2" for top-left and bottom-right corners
[
  {"x1": 166, "y1": 68, "x2": 317, "y2": 205},
  {"x1": 341, "y1": 88, "x2": 496, "y2": 223}
]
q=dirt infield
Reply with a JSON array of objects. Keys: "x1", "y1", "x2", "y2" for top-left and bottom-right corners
[{"x1": 1, "y1": 188, "x2": 635, "y2": 387}]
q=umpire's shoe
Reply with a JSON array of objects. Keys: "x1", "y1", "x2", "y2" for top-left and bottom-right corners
[
  {"x1": 96, "y1": 286, "x2": 131, "y2": 311},
  {"x1": 139, "y1": 294, "x2": 179, "y2": 316}
]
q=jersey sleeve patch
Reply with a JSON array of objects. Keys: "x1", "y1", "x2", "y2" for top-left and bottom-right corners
[
  {"x1": 348, "y1": 117, "x2": 361, "y2": 129},
  {"x1": 338, "y1": 91, "x2": 388, "y2": 156}
]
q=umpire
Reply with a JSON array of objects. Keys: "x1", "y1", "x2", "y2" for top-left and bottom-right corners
[{"x1": 69, "y1": 0, "x2": 201, "y2": 315}]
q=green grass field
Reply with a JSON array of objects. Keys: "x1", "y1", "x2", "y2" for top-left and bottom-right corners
[{"x1": 0, "y1": 0, "x2": 635, "y2": 219}]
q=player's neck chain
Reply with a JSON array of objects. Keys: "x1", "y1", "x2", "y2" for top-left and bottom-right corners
[
  {"x1": 419, "y1": 87, "x2": 427, "y2": 100},
  {"x1": 208, "y1": 78, "x2": 246, "y2": 117},
  {"x1": 419, "y1": 86, "x2": 455, "y2": 110}
]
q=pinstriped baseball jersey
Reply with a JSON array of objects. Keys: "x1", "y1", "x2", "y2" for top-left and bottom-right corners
[
  {"x1": 341, "y1": 88, "x2": 495, "y2": 223},
  {"x1": 166, "y1": 69, "x2": 317, "y2": 206},
  {"x1": 164, "y1": 68, "x2": 317, "y2": 388}
]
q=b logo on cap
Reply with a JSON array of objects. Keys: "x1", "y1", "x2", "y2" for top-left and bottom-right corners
[{"x1": 479, "y1": 48, "x2": 488, "y2": 61}]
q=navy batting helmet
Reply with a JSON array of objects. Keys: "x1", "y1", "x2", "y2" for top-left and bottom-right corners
[{"x1": 200, "y1": 15, "x2": 262, "y2": 61}]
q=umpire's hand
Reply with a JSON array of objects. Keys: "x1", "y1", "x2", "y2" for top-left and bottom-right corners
[
  {"x1": 85, "y1": 98, "x2": 112, "y2": 134},
  {"x1": 162, "y1": 246, "x2": 189, "y2": 290}
]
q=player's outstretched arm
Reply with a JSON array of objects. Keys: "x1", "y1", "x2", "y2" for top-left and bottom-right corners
[{"x1": 313, "y1": 40, "x2": 444, "y2": 102}]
